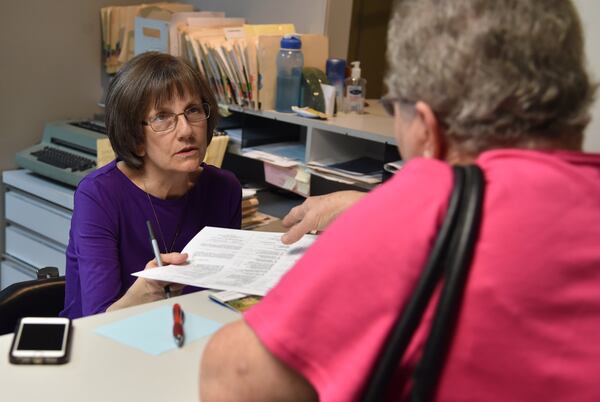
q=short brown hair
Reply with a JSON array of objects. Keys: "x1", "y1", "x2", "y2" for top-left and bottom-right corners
[{"x1": 105, "y1": 52, "x2": 219, "y2": 169}]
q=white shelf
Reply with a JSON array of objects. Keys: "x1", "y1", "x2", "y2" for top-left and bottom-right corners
[
  {"x1": 224, "y1": 99, "x2": 397, "y2": 196},
  {"x1": 227, "y1": 99, "x2": 395, "y2": 145}
]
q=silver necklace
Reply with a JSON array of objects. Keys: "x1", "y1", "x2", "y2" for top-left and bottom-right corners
[{"x1": 143, "y1": 180, "x2": 190, "y2": 253}]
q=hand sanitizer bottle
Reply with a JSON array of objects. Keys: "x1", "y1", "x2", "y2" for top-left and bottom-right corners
[{"x1": 344, "y1": 61, "x2": 367, "y2": 113}]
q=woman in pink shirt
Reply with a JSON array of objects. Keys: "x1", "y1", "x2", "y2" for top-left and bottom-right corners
[{"x1": 200, "y1": 1, "x2": 600, "y2": 401}]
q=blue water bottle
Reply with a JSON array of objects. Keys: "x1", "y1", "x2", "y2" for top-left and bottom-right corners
[{"x1": 275, "y1": 35, "x2": 304, "y2": 112}]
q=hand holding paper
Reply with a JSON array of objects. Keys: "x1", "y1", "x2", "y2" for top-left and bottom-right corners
[{"x1": 133, "y1": 227, "x2": 316, "y2": 296}]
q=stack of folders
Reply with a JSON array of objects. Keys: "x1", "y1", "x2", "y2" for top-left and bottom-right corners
[
  {"x1": 241, "y1": 142, "x2": 310, "y2": 197},
  {"x1": 178, "y1": 20, "x2": 252, "y2": 107},
  {"x1": 178, "y1": 23, "x2": 328, "y2": 111},
  {"x1": 100, "y1": 3, "x2": 194, "y2": 74},
  {"x1": 241, "y1": 189, "x2": 277, "y2": 230},
  {"x1": 101, "y1": 6, "x2": 329, "y2": 111}
]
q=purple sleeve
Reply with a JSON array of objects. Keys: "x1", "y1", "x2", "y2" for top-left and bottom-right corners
[
  {"x1": 71, "y1": 183, "x2": 122, "y2": 315},
  {"x1": 211, "y1": 166, "x2": 242, "y2": 229},
  {"x1": 228, "y1": 180, "x2": 242, "y2": 229}
]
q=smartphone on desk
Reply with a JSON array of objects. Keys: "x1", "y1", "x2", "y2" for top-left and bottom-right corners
[{"x1": 9, "y1": 317, "x2": 72, "y2": 365}]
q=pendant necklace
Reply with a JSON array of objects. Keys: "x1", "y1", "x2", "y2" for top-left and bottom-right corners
[{"x1": 143, "y1": 180, "x2": 191, "y2": 254}]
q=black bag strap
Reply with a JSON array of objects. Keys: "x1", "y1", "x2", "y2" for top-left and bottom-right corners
[{"x1": 361, "y1": 165, "x2": 485, "y2": 402}]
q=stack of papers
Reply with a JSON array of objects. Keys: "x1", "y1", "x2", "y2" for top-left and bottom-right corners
[
  {"x1": 133, "y1": 227, "x2": 316, "y2": 296},
  {"x1": 384, "y1": 160, "x2": 404, "y2": 174},
  {"x1": 241, "y1": 188, "x2": 278, "y2": 229},
  {"x1": 307, "y1": 156, "x2": 383, "y2": 185},
  {"x1": 242, "y1": 142, "x2": 305, "y2": 168},
  {"x1": 100, "y1": 3, "x2": 194, "y2": 74}
]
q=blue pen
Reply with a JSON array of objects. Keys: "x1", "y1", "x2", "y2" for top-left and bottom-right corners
[{"x1": 146, "y1": 220, "x2": 171, "y2": 298}]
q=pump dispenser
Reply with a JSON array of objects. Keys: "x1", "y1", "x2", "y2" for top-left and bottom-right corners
[{"x1": 344, "y1": 61, "x2": 367, "y2": 113}]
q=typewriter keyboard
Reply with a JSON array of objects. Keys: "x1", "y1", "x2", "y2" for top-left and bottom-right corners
[{"x1": 31, "y1": 147, "x2": 96, "y2": 171}]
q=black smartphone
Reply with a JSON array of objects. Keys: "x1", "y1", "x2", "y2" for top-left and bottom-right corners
[{"x1": 9, "y1": 317, "x2": 72, "y2": 365}]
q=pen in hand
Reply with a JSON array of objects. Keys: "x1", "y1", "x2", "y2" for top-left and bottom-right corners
[
  {"x1": 173, "y1": 303, "x2": 185, "y2": 347},
  {"x1": 145, "y1": 220, "x2": 171, "y2": 298}
]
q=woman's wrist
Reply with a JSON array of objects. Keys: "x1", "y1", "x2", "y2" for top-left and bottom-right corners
[{"x1": 107, "y1": 279, "x2": 163, "y2": 312}]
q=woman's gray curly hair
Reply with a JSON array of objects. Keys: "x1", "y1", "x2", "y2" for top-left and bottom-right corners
[{"x1": 386, "y1": 0, "x2": 597, "y2": 154}]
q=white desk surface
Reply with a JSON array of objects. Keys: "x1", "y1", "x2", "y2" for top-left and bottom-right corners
[{"x1": 0, "y1": 291, "x2": 240, "y2": 402}]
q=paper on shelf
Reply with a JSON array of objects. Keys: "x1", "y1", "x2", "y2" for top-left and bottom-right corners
[
  {"x1": 296, "y1": 181, "x2": 310, "y2": 195},
  {"x1": 308, "y1": 169, "x2": 356, "y2": 185},
  {"x1": 242, "y1": 150, "x2": 298, "y2": 167},
  {"x1": 133, "y1": 227, "x2": 316, "y2": 296},
  {"x1": 263, "y1": 164, "x2": 311, "y2": 196},
  {"x1": 242, "y1": 141, "x2": 305, "y2": 167},
  {"x1": 242, "y1": 188, "x2": 257, "y2": 199},
  {"x1": 384, "y1": 160, "x2": 404, "y2": 174},
  {"x1": 308, "y1": 160, "x2": 382, "y2": 184},
  {"x1": 294, "y1": 169, "x2": 311, "y2": 183}
]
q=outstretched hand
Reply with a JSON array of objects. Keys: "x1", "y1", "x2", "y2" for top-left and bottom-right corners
[{"x1": 280, "y1": 190, "x2": 366, "y2": 245}]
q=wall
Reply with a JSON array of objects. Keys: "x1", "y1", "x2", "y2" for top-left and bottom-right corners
[
  {"x1": 325, "y1": 0, "x2": 353, "y2": 59},
  {"x1": 190, "y1": 0, "x2": 328, "y2": 34},
  {"x1": 572, "y1": 0, "x2": 600, "y2": 152},
  {"x1": 347, "y1": 0, "x2": 394, "y2": 99},
  {"x1": 189, "y1": 0, "x2": 352, "y2": 59},
  {"x1": 0, "y1": 0, "x2": 142, "y2": 256}
]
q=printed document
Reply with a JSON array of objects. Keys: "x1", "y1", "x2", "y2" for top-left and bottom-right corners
[{"x1": 133, "y1": 227, "x2": 316, "y2": 296}]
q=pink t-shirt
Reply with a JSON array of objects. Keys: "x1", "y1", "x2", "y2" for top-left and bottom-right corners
[{"x1": 245, "y1": 149, "x2": 600, "y2": 402}]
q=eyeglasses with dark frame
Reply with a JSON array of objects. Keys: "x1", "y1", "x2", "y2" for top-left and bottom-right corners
[
  {"x1": 142, "y1": 102, "x2": 210, "y2": 133},
  {"x1": 380, "y1": 96, "x2": 416, "y2": 117}
]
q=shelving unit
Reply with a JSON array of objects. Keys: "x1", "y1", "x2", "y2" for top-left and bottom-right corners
[
  {"x1": 228, "y1": 101, "x2": 395, "y2": 145},
  {"x1": 222, "y1": 100, "x2": 398, "y2": 196}
]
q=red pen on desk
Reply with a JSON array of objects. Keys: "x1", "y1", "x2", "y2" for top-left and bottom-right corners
[{"x1": 173, "y1": 303, "x2": 185, "y2": 347}]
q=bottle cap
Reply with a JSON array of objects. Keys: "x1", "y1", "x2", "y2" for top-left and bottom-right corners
[
  {"x1": 351, "y1": 61, "x2": 361, "y2": 79},
  {"x1": 280, "y1": 35, "x2": 302, "y2": 49}
]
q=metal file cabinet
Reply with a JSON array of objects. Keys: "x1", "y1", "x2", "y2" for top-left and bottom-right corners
[{"x1": 1, "y1": 170, "x2": 74, "y2": 289}]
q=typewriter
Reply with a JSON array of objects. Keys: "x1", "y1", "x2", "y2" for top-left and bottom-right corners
[{"x1": 15, "y1": 120, "x2": 108, "y2": 187}]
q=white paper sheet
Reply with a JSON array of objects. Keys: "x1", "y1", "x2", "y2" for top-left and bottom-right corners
[{"x1": 132, "y1": 227, "x2": 316, "y2": 296}]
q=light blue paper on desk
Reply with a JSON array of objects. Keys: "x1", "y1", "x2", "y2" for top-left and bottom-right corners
[{"x1": 94, "y1": 305, "x2": 222, "y2": 355}]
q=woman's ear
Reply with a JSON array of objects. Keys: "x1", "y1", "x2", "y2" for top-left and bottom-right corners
[
  {"x1": 414, "y1": 101, "x2": 445, "y2": 159},
  {"x1": 136, "y1": 142, "x2": 146, "y2": 158}
]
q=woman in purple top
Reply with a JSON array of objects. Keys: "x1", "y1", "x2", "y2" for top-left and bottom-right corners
[{"x1": 61, "y1": 52, "x2": 241, "y2": 319}]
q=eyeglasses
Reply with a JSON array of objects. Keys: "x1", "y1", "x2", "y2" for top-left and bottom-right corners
[
  {"x1": 142, "y1": 102, "x2": 210, "y2": 133},
  {"x1": 380, "y1": 96, "x2": 415, "y2": 117}
]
